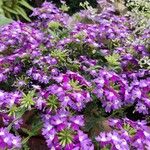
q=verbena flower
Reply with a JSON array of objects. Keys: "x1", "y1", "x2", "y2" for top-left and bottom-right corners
[
  {"x1": 42, "y1": 110, "x2": 94, "y2": 149},
  {"x1": 31, "y1": 2, "x2": 70, "y2": 28},
  {"x1": 93, "y1": 69, "x2": 129, "y2": 112},
  {"x1": 0, "y1": 0, "x2": 149, "y2": 149},
  {"x1": 96, "y1": 118, "x2": 150, "y2": 150},
  {"x1": 52, "y1": 71, "x2": 92, "y2": 111},
  {"x1": 129, "y1": 78, "x2": 150, "y2": 114},
  {"x1": 0, "y1": 128, "x2": 21, "y2": 149},
  {"x1": 0, "y1": 22, "x2": 44, "y2": 82}
]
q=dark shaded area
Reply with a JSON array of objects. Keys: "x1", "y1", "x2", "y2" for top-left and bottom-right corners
[
  {"x1": 125, "y1": 105, "x2": 145, "y2": 121},
  {"x1": 61, "y1": 0, "x2": 97, "y2": 14},
  {"x1": 29, "y1": 137, "x2": 49, "y2": 150},
  {"x1": 28, "y1": 0, "x2": 97, "y2": 14}
]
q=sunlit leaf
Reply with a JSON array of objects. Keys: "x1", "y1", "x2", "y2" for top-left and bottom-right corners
[
  {"x1": 3, "y1": 6, "x2": 18, "y2": 14},
  {"x1": 19, "y1": 0, "x2": 33, "y2": 10},
  {"x1": 14, "y1": 5, "x2": 31, "y2": 21},
  {"x1": 0, "y1": 14, "x2": 12, "y2": 26}
]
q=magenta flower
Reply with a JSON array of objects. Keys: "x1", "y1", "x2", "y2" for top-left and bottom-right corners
[
  {"x1": 96, "y1": 118, "x2": 150, "y2": 150},
  {"x1": 52, "y1": 71, "x2": 92, "y2": 111},
  {"x1": 31, "y1": 1, "x2": 70, "y2": 28},
  {"x1": 0, "y1": 128, "x2": 21, "y2": 149},
  {"x1": 93, "y1": 69, "x2": 129, "y2": 112},
  {"x1": 42, "y1": 110, "x2": 93, "y2": 149}
]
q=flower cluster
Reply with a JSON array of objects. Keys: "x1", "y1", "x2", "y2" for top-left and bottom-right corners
[
  {"x1": 0, "y1": 21, "x2": 43, "y2": 82},
  {"x1": 96, "y1": 118, "x2": 150, "y2": 150},
  {"x1": 52, "y1": 71, "x2": 92, "y2": 111},
  {"x1": 79, "y1": 56, "x2": 98, "y2": 76},
  {"x1": 130, "y1": 77, "x2": 150, "y2": 114},
  {"x1": 93, "y1": 69, "x2": 129, "y2": 112},
  {"x1": 42, "y1": 110, "x2": 94, "y2": 149},
  {"x1": 0, "y1": 90, "x2": 23, "y2": 128},
  {"x1": 31, "y1": 1, "x2": 69, "y2": 28},
  {"x1": 0, "y1": 22, "x2": 43, "y2": 53},
  {"x1": 0, "y1": 0, "x2": 149, "y2": 149},
  {"x1": 0, "y1": 128, "x2": 21, "y2": 149}
]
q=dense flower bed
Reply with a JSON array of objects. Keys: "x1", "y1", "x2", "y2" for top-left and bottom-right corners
[{"x1": 0, "y1": 0, "x2": 149, "y2": 149}]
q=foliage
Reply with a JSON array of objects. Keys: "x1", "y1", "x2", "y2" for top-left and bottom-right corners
[
  {"x1": 0, "y1": 14, "x2": 13, "y2": 26},
  {"x1": 0, "y1": 1, "x2": 12, "y2": 26},
  {"x1": 0, "y1": 0, "x2": 33, "y2": 22},
  {"x1": 126, "y1": 0, "x2": 150, "y2": 33}
]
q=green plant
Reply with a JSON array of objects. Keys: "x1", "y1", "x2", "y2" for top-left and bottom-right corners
[
  {"x1": 1, "y1": 0, "x2": 33, "y2": 21},
  {"x1": 0, "y1": 14, "x2": 13, "y2": 26},
  {"x1": 0, "y1": 0, "x2": 12, "y2": 26},
  {"x1": 126, "y1": 0, "x2": 150, "y2": 33}
]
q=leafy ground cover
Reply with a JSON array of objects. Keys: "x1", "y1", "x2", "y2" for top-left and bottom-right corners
[{"x1": 0, "y1": 0, "x2": 149, "y2": 149}]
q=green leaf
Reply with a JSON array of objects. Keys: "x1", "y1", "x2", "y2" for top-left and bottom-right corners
[
  {"x1": 15, "y1": 107, "x2": 26, "y2": 118},
  {"x1": 8, "y1": 104, "x2": 18, "y2": 117},
  {"x1": 14, "y1": 5, "x2": 31, "y2": 21},
  {"x1": 21, "y1": 91, "x2": 35, "y2": 109},
  {"x1": 32, "y1": 122, "x2": 43, "y2": 135},
  {"x1": 21, "y1": 128, "x2": 31, "y2": 135},
  {"x1": 0, "y1": 1, "x2": 4, "y2": 15},
  {"x1": 5, "y1": 11, "x2": 12, "y2": 19},
  {"x1": 22, "y1": 142, "x2": 30, "y2": 150},
  {"x1": 105, "y1": 53, "x2": 121, "y2": 69},
  {"x1": 48, "y1": 21, "x2": 61, "y2": 30},
  {"x1": 51, "y1": 49, "x2": 68, "y2": 63},
  {"x1": 2, "y1": 6, "x2": 18, "y2": 14},
  {"x1": 0, "y1": 15, "x2": 12, "y2": 26},
  {"x1": 60, "y1": 4, "x2": 70, "y2": 12},
  {"x1": 21, "y1": 113, "x2": 42, "y2": 137},
  {"x1": 19, "y1": 0, "x2": 33, "y2": 10},
  {"x1": 101, "y1": 146, "x2": 110, "y2": 150},
  {"x1": 22, "y1": 136, "x2": 31, "y2": 145}
]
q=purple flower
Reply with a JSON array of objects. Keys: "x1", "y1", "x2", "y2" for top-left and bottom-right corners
[
  {"x1": 0, "y1": 73, "x2": 7, "y2": 82},
  {"x1": 129, "y1": 78, "x2": 150, "y2": 114},
  {"x1": 93, "y1": 69, "x2": 129, "y2": 112},
  {"x1": 0, "y1": 128, "x2": 21, "y2": 149},
  {"x1": 52, "y1": 71, "x2": 92, "y2": 111},
  {"x1": 96, "y1": 118, "x2": 150, "y2": 150},
  {"x1": 31, "y1": 2, "x2": 70, "y2": 28},
  {"x1": 42, "y1": 110, "x2": 94, "y2": 149}
]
